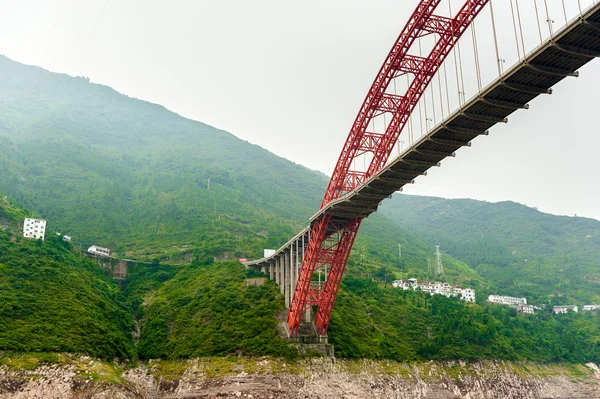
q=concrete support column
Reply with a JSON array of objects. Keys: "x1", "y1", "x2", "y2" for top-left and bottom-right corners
[
  {"x1": 295, "y1": 239, "x2": 299, "y2": 287},
  {"x1": 260, "y1": 265, "x2": 266, "y2": 274},
  {"x1": 290, "y1": 242, "x2": 296, "y2": 299},
  {"x1": 304, "y1": 307, "x2": 311, "y2": 322},
  {"x1": 275, "y1": 256, "x2": 280, "y2": 287},
  {"x1": 269, "y1": 262, "x2": 274, "y2": 280},
  {"x1": 279, "y1": 256, "x2": 285, "y2": 295},
  {"x1": 284, "y1": 251, "x2": 290, "y2": 308}
]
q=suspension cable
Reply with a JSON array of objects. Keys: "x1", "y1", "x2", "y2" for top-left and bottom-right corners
[
  {"x1": 534, "y1": 0, "x2": 544, "y2": 44},
  {"x1": 509, "y1": 0, "x2": 522, "y2": 60},
  {"x1": 437, "y1": 65, "x2": 445, "y2": 121},
  {"x1": 489, "y1": 0, "x2": 502, "y2": 77},
  {"x1": 393, "y1": 77, "x2": 400, "y2": 155},
  {"x1": 443, "y1": 60, "x2": 451, "y2": 116},
  {"x1": 430, "y1": 79, "x2": 437, "y2": 127},
  {"x1": 406, "y1": 74, "x2": 415, "y2": 150},
  {"x1": 544, "y1": 0, "x2": 554, "y2": 37},
  {"x1": 449, "y1": 0, "x2": 463, "y2": 107},
  {"x1": 515, "y1": 0, "x2": 527, "y2": 61},
  {"x1": 419, "y1": 37, "x2": 429, "y2": 140},
  {"x1": 456, "y1": 40, "x2": 466, "y2": 106},
  {"x1": 432, "y1": 32, "x2": 440, "y2": 125},
  {"x1": 418, "y1": 97, "x2": 424, "y2": 141},
  {"x1": 561, "y1": 0, "x2": 568, "y2": 26},
  {"x1": 471, "y1": 20, "x2": 483, "y2": 92}
]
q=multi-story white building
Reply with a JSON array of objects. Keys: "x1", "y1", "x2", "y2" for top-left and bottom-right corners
[
  {"x1": 392, "y1": 278, "x2": 418, "y2": 290},
  {"x1": 88, "y1": 245, "x2": 110, "y2": 257},
  {"x1": 392, "y1": 278, "x2": 475, "y2": 303},
  {"x1": 517, "y1": 304, "x2": 535, "y2": 314},
  {"x1": 553, "y1": 305, "x2": 579, "y2": 314},
  {"x1": 583, "y1": 305, "x2": 600, "y2": 311},
  {"x1": 487, "y1": 295, "x2": 527, "y2": 306},
  {"x1": 460, "y1": 288, "x2": 476, "y2": 303},
  {"x1": 23, "y1": 218, "x2": 46, "y2": 240}
]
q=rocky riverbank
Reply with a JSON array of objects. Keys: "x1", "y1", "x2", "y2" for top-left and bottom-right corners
[{"x1": 1, "y1": 355, "x2": 599, "y2": 398}]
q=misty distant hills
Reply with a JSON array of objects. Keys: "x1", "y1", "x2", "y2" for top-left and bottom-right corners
[
  {"x1": 0, "y1": 54, "x2": 328, "y2": 260},
  {"x1": 381, "y1": 195, "x2": 600, "y2": 304}
]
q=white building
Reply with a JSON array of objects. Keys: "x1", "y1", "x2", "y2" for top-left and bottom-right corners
[
  {"x1": 517, "y1": 304, "x2": 535, "y2": 315},
  {"x1": 264, "y1": 249, "x2": 276, "y2": 257},
  {"x1": 460, "y1": 288, "x2": 476, "y2": 303},
  {"x1": 553, "y1": 305, "x2": 579, "y2": 314},
  {"x1": 392, "y1": 278, "x2": 475, "y2": 303},
  {"x1": 88, "y1": 245, "x2": 110, "y2": 257},
  {"x1": 392, "y1": 278, "x2": 418, "y2": 290},
  {"x1": 63, "y1": 235, "x2": 72, "y2": 242},
  {"x1": 23, "y1": 218, "x2": 46, "y2": 240},
  {"x1": 487, "y1": 295, "x2": 527, "y2": 306},
  {"x1": 583, "y1": 305, "x2": 600, "y2": 311}
]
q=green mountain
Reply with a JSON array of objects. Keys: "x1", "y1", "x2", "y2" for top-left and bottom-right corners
[
  {"x1": 0, "y1": 200, "x2": 135, "y2": 359},
  {"x1": 329, "y1": 276, "x2": 600, "y2": 363},
  {"x1": 0, "y1": 195, "x2": 31, "y2": 231},
  {"x1": 0, "y1": 55, "x2": 482, "y2": 285},
  {"x1": 128, "y1": 261, "x2": 297, "y2": 360},
  {"x1": 0, "y1": 54, "x2": 326, "y2": 261},
  {"x1": 1, "y1": 55, "x2": 599, "y2": 364},
  {"x1": 380, "y1": 194, "x2": 600, "y2": 305}
]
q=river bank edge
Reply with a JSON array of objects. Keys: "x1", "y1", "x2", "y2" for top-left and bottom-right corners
[{"x1": 0, "y1": 353, "x2": 599, "y2": 398}]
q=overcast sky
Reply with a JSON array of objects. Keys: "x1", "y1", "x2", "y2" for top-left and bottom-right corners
[{"x1": 1, "y1": 0, "x2": 599, "y2": 220}]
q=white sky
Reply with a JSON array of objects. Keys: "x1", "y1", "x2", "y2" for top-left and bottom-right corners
[{"x1": 1, "y1": 0, "x2": 599, "y2": 220}]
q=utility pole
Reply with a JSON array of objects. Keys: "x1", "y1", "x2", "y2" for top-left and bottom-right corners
[
  {"x1": 435, "y1": 245, "x2": 444, "y2": 276},
  {"x1": 207, "y1": 178, "x2": 210, "y2": 190},
  {"x1": 398, "y1": 243, "x2": 402, "y2": 258}
]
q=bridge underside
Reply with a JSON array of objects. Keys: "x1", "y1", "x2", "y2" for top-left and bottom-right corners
[
  {"x1": 316, "y1": 7, "x2": 600, "y2": 228},
  {"x1": 246, "y1": 2, "x2": 600, "y2": 335}
]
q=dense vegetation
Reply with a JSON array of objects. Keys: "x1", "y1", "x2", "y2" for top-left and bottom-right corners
[
  {"x1": 0, "y1": 55, "x2": 487, "y2": 283},
  {"x1": 0, "y1": 225, "x2": 135, "y2": 359},
  {"x1": 0, "y1": 55, "x2": 325, "y2": 262},
  {"x1": 380, "y1": 195, "x2": 600, "y2": 305},
  {"x1": 128, "y1": 261, "x2": 297, "y2": 360},
  {"x1": 121, "y1": 259, "x2": 599, "y2": 364},
  {"x1": 330, "y1": 277, "x2": 600, "y2": 363},
  {"x1": 1, "y1": 55, "x2": 599, "y2": 365}
]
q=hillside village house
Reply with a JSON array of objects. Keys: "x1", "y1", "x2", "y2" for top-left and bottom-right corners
[
  {"x1": 516, "y1": 304, "x2": 535, "y2": 314},
  {"x1": 88, "y1": 245, "x2": 110, "y2": 257},
  {"x1": 392, "y1": 278, "x2": 476, "y2": 303},
  {"x1": 583, "y1": 305, "x2": 600, "y2": 311},
  {"x1": 553, "y1": 305, "x2": 579, "y2": 314},
  {"x1": 23, "y1": 218, "x2": 46, "y2": 240},
  {"x1": 487, "y1": 295, "x2": 527, "y2": 306}
]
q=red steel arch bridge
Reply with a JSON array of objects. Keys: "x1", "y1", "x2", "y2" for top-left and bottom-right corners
[{"x1": 245, "y1": 0, "x2": 600, "y2": 339}]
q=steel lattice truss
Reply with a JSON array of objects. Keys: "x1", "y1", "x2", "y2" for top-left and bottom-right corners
[{"x1": 288, "y1": 0, "x2": 490, "y2": 336}]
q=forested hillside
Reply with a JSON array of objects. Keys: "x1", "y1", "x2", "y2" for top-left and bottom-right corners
[
  {"x1": 330, "y1": 277, "x2": 600, "y2": 363},
  {"x1": 0, "y1": 55, "x2": 484, "y2": 286},
  {"x1": 2, "y1": 55, "x2": 599, "y2": 365},
  {"x1": 0, "y1": 55, "x2": 325, "y2": 261},
  {"x1": 380, "y1": 194, "x2": 600, "y2": 305},
  {"x1": 122, "y1": 258, "x2": 600, "y2": 364},
  {"x1": 2, "y1": 194, "x2": 599, "y2": 364},
  {"x1": 0, "y1": 200, "x2": 135, "y2": 359}
]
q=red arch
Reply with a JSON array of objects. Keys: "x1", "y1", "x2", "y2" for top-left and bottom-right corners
[{"x1": 288, "y1": 0, "x2": 489, "y2": 336}]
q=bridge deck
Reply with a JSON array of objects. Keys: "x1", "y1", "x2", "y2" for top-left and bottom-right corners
[
  {"x1": 247, "y1": 3, "x2": 600, "y2": 267},
  {"x1": 316, "y1": 3, "x2": 600, "y2": 229}
]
